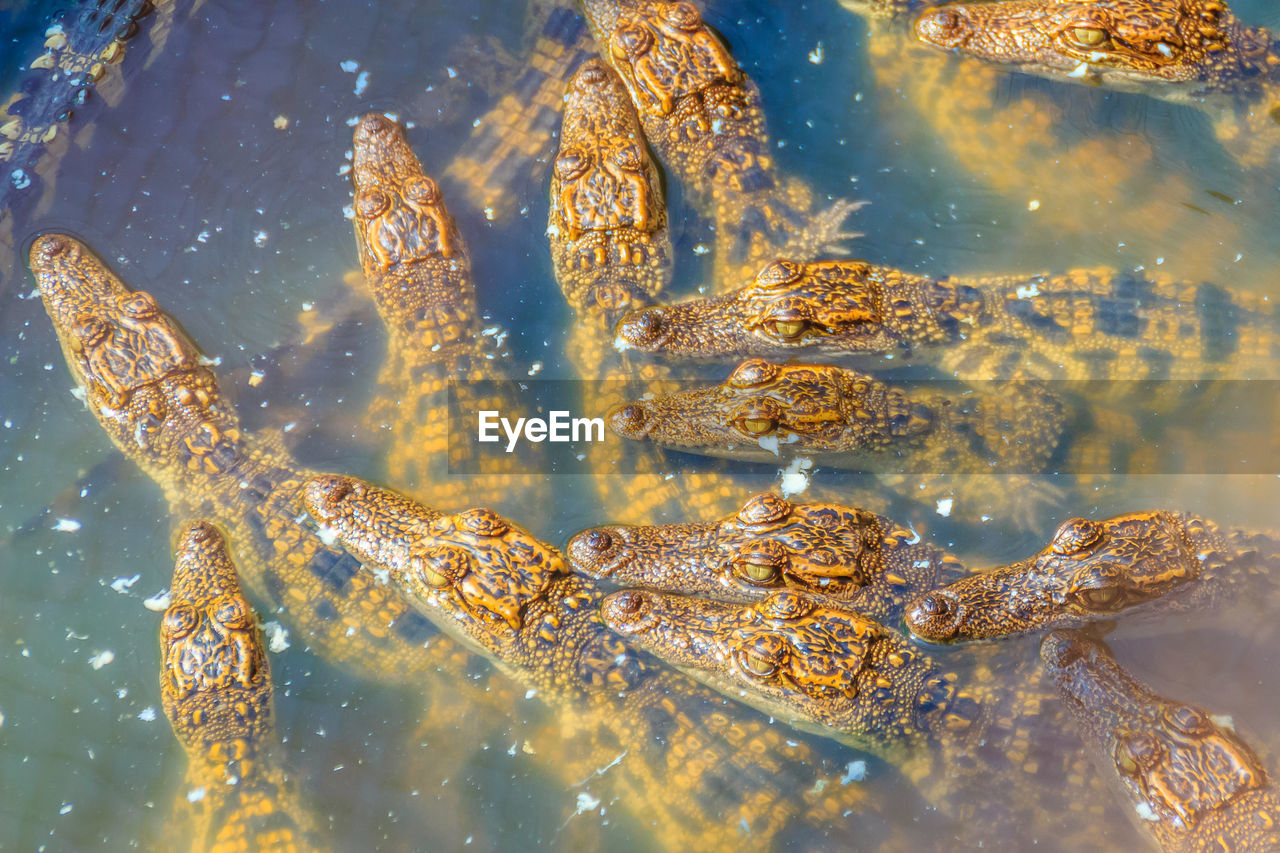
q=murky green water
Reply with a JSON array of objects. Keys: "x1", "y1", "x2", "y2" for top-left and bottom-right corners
[{"x1": 2, "y1": 0, "x2": 1279, "y2": 850}]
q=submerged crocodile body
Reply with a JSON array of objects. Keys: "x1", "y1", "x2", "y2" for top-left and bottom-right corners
[
  {"x1": 599, "y1": 586, "x2": 1123, "y2": 849},
  {"x1": 159, "y1": 520, "x2": 323, "y2": 853},
  {"x1": 613, "y1": 258, "x2": 1280, "y2": 381},
  {"x1": 580, "y1": 0, "x2": 859, "y2": 287},
  {"x1": 1040, "y1": 630, "x2": 1280, "y2": 852},
  {"x1": 914, "y1": 0, "x2": 1280, "y2": 167},
  {"x1": 903, "y1": 511, "x2": 1280, "y2": 642},
  {"x1": 302, "y1": 473, "x2": 932, "y2": 851},
  {"x1": 567, "y1": 491, "x2": 967, "y2": 623}
]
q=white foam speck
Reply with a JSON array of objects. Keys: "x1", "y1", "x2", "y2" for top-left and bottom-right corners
[
  {"x1": 778, "y1": 457, "x2": 814, "y2": 498},
  {"x1": 59, "y1": 803, "x2": 72, "y2": 816},
  {"x1": 110, "y1": 574, "x2": 140, "y2": 593},
  {"x1": 841, "y1": 761, "x2": 868, "y2": 783},
  {"x1": 339, "y1": 60, "x2": 359, "y2": 73},
  {"x1": 613, "y1": 336, "x2": 632, "y2": 353},
  {"x1": 187, "y1": 787, "x2": 207, "y2": 803},
  {"x1": 52, "y1": 518, "x2": 81, "y2": 533},
  {"x1": 757, "y1": 434, "x2": 780, "y2": 456},
  {"x1": 143, "y1": 590, "x2": 171, "y2": 612},
  {"x1": 1015, "y1": 284, "x2": 1040, "y2": 299},
  {"x1": 138, "y1": 706, "x2": 157, "y2": 722},
  {"x1": 1134, "y1": 802, "x2": 1158, "y2": 822},
  {"x1": 316, "y1": 525, "x2": 339, "y2": 547},
  {"x1": 88, "y1": 650, "x2": 114, "y2": 670},
  {"x1": 935, "y1": 498, "x2": 953, "y2": 518},
  {"x1": 263, "y1": 621, "x2": 291, "y2": 653}
]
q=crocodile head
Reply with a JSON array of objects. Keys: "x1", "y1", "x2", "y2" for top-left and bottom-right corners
[
  {"x1": 351, "y1": 113, "x2": 474, "y2": 351},
  {"x1": 302, "y1": 474, "x2": 568, "y2": 651},
  {"x1": 160, "y1": 521, "x2": 271, "y2": 778},
  {"x1": 606, "y1": 358, "x2": 934, "y2": 458},
  {"x1": 549, "y1": 58, "x2": 672, "y2": 316},
  {"x1": 613, "y1": 259, "x2": 906, "y2": 358},
  {"x1": 905, "y1": 512, "x2": 1208, "y2": 642},
  {"x1": 601, "y1": 588, "x2": 971, "y2": 746},
  {"x1": 914, "y1": 0, "x2": 1280, "y2": 94},
  {"x1": 594, "y1": 0, "x2": 772, "y2": 191},
  {"x1": 31, "y1": 233, "x2": 244, "y2": 476},
  {"x1": 1040, "y1": 630, "x2": 1279, "y2": 844}
]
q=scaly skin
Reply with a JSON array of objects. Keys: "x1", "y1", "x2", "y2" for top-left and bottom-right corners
[
  {"x1": 581, "y1": 0, "x2": 860, "y2": 288},
  {"x1": 614, "y1": 258, "x2": 1280, "y2": 380},
  {"x1": 445, "y1": 0, "x2": 598, "y2": 221},
  {"x1": 0, "y1": 0, "x2": 185, "y2": 292},
  {"x1": 302, "y1": 474, "x2": 925, "y2": 852},
  {"x1": 904, "y1": 511, "x2": 1280, "y2": 642},
  {"x1": 352, "y1": 113, "x2": 549, "y2": 521},
  {"x1": 1040, "y1": 630, "x2": 1280, "y2": 852},
  {"x1": 28, "y1": 231, "x2": 497, "y2": 685},
  {"x1": 567, "y1": 491, "x2": 967, "y2": 623},
  {"x1": 601, "y1": 587, "x2": 1120, "y2": 849},
  {"x1": 913, "y1": 0, "x2": 1280, "y2": 166},
  {"x1": 160, "y1": 521, "x2": 324, "y2": 853},
  {"x1": 550, "y1": 57, "x2": 743, "y2": 525}
]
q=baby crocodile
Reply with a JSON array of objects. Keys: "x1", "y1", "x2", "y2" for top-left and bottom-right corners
[
  {"x1": 581, "y1": 0, "x2": 859, "y2": 287},
  {"x1": 301, "y1": 473, "x2": 928, "y2": 852},
  {"x1": 1040, "y1": 630, "x2": 1280, "y2": 852},
  {"x1": 549, "y1": 57, "x2": 744, "y2": 524},
  {"x1": 567, "y1": 491, "x2": 967, "y2": 623},
  {"x1": 160, "y1": 520, "x2": 324, "y2": 853},
  {"x1": 351, "y1": 112, "x2": 548, "y2": 520},
  {"x1": 613, "y1": 258, "x2": 1280, "y2": 380},
  {"x1": 904, "y1": 511, "x2": 1280, "y2": 642},
  {"x1": 914, "y1": 0, "x2": 1280, "y2": 167},
  {"x1": 601, "y1": 587, "x2": 1122, "y2": 849}
]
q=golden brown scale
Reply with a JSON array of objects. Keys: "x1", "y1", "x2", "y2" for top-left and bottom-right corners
[
  {"x1": 914, "y1": 0, "x2": 1280, "y2": 167},
  {"x1": 581, "y1": 0, "x2": 860, "y2": 289},
  {"x1": 614, "y1": 257, "x2": 1280, "y2": 381},
  {"x1": 835, "y1": 0, "x2": 1249, "y2": 280},
  {"x1": 444, "y1": 0, "x2": 598, "y2": 221},
  {"x1": 160, "y1": 521, "x2": 325, "y2": 853},
  {"x1": 567, "y1": 491, "x2": 968, "y2": 623},
  {"x1": 550, "y1": 58, "x2": 746, "y2": 525},
  {"x1": 351, "y1": 113, "x2": 550, "y2": 521},
  {"x1": 301, "y1": 473, "x2": 925, "y2": 852},
  {"x1": 1041, "y1": 630, "x2": 1280, "y2": 852},
  {"x1": 601, "y1": 586, "x2": 1123, "y2": 849},
  {"x1": 904, "y1": 511, "x2": 1280, "y2": 642}
]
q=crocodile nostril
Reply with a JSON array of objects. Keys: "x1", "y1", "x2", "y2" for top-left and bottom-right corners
[
  {"x1": 915, "y1": 8, "x2": 970, "y2": 47},
  {"x1": 616, "y1": 308, "x2": 665, "y2": 349},
  {"x1": 905, "y1": 591, "x2": 964, "y2": 641},
  {"x1": 920, "y1": 594, "x2": 952, "y2": 618},
  {"x1": 583, "y1": 529, "x2": 612, "y2": 552},
  {"x1": 613, "y1": 590, "x2": 647, "y2": 615},
  {"x1": 608, "y1": 403, "x2": 650, "y2": 439}
]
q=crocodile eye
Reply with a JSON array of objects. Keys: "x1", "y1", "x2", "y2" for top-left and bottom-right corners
[
  {"x1": 737, "y1": 412, "x2": 777, "y2": 436},
  {"x1": 740, "y1": 562, "x2": 778, "y2": 582},
  {"x1": 405, "y1": 177, "x2": 440, "y2": 205},
  {"x1": 76, "y1": 314, "x2": 110, "y2": 346},
  {"x1": 1074, "y1": 586, "x2": 1123, "y2": 610},
  {"x1": 612, "y1": 24, "x2": 653, "y2": 59},
  {"x1": 1069, "y1": 27, "x2": 1110, "y2": 48},
  {"x1": 664, "y1": 2, "x2": 702, "y2": 29},
  {"x1": 356, "y1": 188, "x2": 390, "y2": 219},
  {"x1": 764, "y1": 318, "x2": 808, "y2": 340},
  {"x1": 213, "y1": 595, "x2": 252, "y2": 630},
  {"x1": 735, "y1": 648, "x2": 779, "y2": 678},
  {"x1": 1050, "y1": 518, "x2": 1104, "y2": 555},
  {"x1": 728, "y1": 359, "x2": 778, "y2": 388},
  {"x1": 163, "y1": 603, "x2": 199, "y2": 640},
  {"x1": 554, "y1": 149, "x2": 589, "y2": 181},
  {"x1": 1114, "y1": 732, "x2": 1160, "y2": 777},
  {"x1": 414, "y1": 544, "x2": 468, "y2": 589},
  {"x1": 614, "y1": 144, "x2": 643, "y2": 172},
  {"x1": 121, "y1": 292, "x2": 160, "y2": 320}
]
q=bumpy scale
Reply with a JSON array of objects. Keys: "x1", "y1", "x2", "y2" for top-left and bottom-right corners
[
  {"x1": 301, "y1": 473, "x2": 928, "y2": 852},
  {"x1": 613, "y1": 258, "x2": 1280, "y2": 381},
  {"x1": 581, "y1": 0, "x2": 860, "y2": 288},
  {"x1": 567, "y1": 491, "x2": 968, "y2": 624},
  {"x1": 914, "y1": 0, "x2": 1280, "y2": 167},
  {"x1": 601, "y1": 586, "x2": 1124, "y2": 849},
  {"x1": 904, "y1": 511, "x2": 1280, "y2": 642},
  {"x1": 159, "y1": 521, "x2": 325, "y2": 853},
  {"x1": 1040, "y1": 630, "x2": 1280, "y2": 852},
  {"x1": 351, "y1": 113, "x2": 550, "y2": 521},
  {"x1": 549, "y1": 57, "x2": 743, "y2": 524}
]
